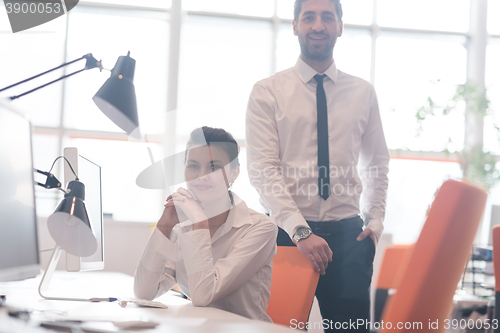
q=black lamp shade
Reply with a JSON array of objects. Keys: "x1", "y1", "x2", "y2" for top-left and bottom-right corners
[
  {"x1": 47, "y1": 181, "x2": 97, "y2": 257},
  {"x1": 93, "y1": 53, "x2": 140, "y2": 139}
]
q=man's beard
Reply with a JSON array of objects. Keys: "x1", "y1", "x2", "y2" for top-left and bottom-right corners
[{"x1": 297, "y1": 32, "x2": 336, "y2": 61}]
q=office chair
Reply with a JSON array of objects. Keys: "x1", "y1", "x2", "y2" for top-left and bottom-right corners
[
  {"x1": 492, "y1": 225, "x2": 500, "y2": 333},
  {"x1": 267, "y1": 246, "x2": 320, "y2": 326},
  {"x1": 373, "y1": 244, "x2": 413, "y2": 324},
  {"x1": 379, "y1": 180, "x2": 487, "y2": 333}
]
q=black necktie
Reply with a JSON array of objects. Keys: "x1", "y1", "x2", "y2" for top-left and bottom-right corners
[{"x1": 314, "y1": 74, "x2": 330, "y2": 200}]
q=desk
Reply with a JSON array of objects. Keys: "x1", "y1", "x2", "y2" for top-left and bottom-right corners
[{"x1": 0, "y1": 271, "x2": 295, "y2": 333}]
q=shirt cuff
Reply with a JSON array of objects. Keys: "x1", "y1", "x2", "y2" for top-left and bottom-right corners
[
  {"x1": 140, "y1": 227, "x2": 180, "y2": 272},
  {"x1": 282, "y1": 212, "x2": 309, "y2": 240},
  {"x1": 179, "y1": 229, "x2": 213, "y2": 276},
  {"x1": 365, "y1": 219, "x2": 384, "y2": 244}
]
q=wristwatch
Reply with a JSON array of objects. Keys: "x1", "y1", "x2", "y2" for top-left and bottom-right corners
[{"x1": 293, "y1": 227, "x2": 312, "y2": 245}]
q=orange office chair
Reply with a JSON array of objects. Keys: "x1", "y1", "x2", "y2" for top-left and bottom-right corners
[
  {"x1": 380, "y1": 180, "x2": 487, "y2": 333},
  {"x1": 492, "y1": 225, "x2": 500, "y2": 333},
  {"x1": 267, "y1": 246, "x2": 320, "y2": 326},
  {"x1": 373, "y1": 244, "x2": 413, "y2": 324}
]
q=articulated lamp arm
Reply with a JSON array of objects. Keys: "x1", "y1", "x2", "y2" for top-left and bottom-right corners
[{"x1": 0, "y1": 53, "x2": 103, "y2": 100}]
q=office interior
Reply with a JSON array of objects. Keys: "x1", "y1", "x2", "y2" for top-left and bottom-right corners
[{"x1": 1, "y1": 0, "x2": 500, "y2": 332}]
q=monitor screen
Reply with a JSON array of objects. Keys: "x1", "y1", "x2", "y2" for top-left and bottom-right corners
[
  {"x1": 0, "y1": 101, "x2": 40, "y2": 282},
  {"x1": 64, "y1": 147, "x2": 104, "y2": 271}
]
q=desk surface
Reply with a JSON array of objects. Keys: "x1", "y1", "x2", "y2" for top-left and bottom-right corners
[{"x1": 0, "y1": 271, "x2": 295, "y2": 333}]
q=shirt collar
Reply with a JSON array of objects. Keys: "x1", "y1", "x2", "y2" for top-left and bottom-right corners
[
  {"x1": 294, "y1": 57, "x2": 338, "y2": 84},
  {"x1": 226, "y1": 193, "x2": 253, "y2": 228},
  {"x1": 210, "y1": 193, "x2": 253, "y2": 243}
]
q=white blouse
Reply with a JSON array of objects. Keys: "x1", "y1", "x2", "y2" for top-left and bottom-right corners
[{"x1": 134, "y1": 195, "x2": 278, "y2": 322}]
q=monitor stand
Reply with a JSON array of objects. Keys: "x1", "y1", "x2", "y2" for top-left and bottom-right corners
[{"x1": 38, "y1": 245, "x2": 92, "y2": 302}]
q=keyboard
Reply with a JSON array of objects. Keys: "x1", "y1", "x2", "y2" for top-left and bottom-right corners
[{"x1": 117, "y1": 297, "x2": 168, "y2": 309}]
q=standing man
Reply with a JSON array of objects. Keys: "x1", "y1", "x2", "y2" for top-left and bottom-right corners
[{"x1": 246, "y1": 0, "x2": 389, "y2": 331}]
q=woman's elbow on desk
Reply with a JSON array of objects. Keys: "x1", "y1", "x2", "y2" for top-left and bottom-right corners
[
  {"x1": 133, "y1": 279, "x2": 156, "y2": 300},
  {"x1": 188, "y1": 288, "x2": 212, "y2": 307},
  {"x1": 133, "y1": 266, "x2": 173, "y2": 301}
]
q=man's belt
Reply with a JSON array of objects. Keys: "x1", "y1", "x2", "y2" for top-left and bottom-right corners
[{"x1": 307, "y1": 215, "x2": 364, "y2": 236}]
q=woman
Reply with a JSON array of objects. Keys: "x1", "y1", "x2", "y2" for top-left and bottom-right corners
[{"x1": 134, "y1": 126, "x2": 277, "y2": 322}]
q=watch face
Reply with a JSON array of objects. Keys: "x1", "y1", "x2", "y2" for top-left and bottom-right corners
[
  {"x1": 295, "y1": 227, "x2": 311, "y2": 241},
  {"x1": 297, "y1": 228, "x2": 308, "y2": 237}
]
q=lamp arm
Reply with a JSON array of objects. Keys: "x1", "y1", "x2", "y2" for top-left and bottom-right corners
[
  {"x1": 0, "y1": 55, "x2": 87, "y2": 93},
  {"x1": 35, "y1": 169, "x2": 63, "y2": 190},
  {"x1": 10, "y1": 68, "x2": 86, "y2": 100},
  {"x1": 0, "y1": 53, "x2": 103, "y2": 100},
  {"x1": 34, "y1": 155, "x2": 79, "y2": 191}
]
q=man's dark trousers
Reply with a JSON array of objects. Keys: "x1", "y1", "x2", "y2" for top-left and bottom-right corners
[{"x1": 277, "y1": 216, "x2": 375, "y2": 332}]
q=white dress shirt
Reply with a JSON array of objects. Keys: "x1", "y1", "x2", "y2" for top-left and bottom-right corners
[
  {"x1": 134, "y1": 194, "x2": 277, "y2": 322},
  {"x1": 246, "y1": 58, "x2": 390, "y2": 242}
]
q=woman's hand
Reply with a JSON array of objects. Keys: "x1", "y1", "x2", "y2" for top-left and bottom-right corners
[
  {"x1": 156, "y1": 195, "x2": 181, "y2": 238},
  {"x1": 171, "y1": 188, "x2": 208, "y2": 230}
]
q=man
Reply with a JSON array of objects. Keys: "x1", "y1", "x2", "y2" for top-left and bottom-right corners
[{"x1": 246, "y1": 0, "x2": 390, "y2": 331}]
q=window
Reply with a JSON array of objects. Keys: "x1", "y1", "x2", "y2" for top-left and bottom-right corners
[
  {"x1": 184, "y1": 0, "x2": 273, "y2": 17},
  {"x1": 65, "y1": 7, "x2": 169, "y2": 134},
  {"x1": 0, "y1": 18, "x2": 66, "y2": 127},
  {"x1": 488, "y1": 0, "x2": 500, "y2": 35},
  {"x1": 177, "y1": 15, "x2": 272, "y2": 141},
  {"x1": 377, "y1": 0, "x2": 470, "y2": 32},
  {"x1": 276, "y1": 22, "x2": 300, "y2": 72},
  {"x1": 334, "y1": 29, "x2": 372, "y2": 81},
  {"x1": 385, "y1": 159, "x2": 462, "y2": 244},
  {"x1": 375, "y1": 34, "x2": 467, "y2": 152},
  {"x1": 484, "y1": 43, "x2": 500, "y2": 154},
  {"x1": 82, "y1": 0, "x2": 170, "y2": 9}
]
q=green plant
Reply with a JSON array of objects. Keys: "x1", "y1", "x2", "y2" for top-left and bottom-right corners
[{"x1": 415, "y1": 80, "x2": 499, "y2": 189}]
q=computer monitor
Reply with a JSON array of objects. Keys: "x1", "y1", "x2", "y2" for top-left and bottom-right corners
[
  {"x1": 0, "y1": 101, "x2": 40, "y2": 282},
  {"x1": 63, "y1": 147, "x2": 104, "y2": 272}
]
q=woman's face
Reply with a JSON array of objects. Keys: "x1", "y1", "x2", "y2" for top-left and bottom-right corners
[{"x1": 184, "y1": 144, "x2": 239, "y2": 204}]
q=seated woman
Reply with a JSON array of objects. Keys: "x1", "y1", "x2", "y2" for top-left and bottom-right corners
[{"x1": 134, "y1": 126, "x2": 277, "y2": 322}]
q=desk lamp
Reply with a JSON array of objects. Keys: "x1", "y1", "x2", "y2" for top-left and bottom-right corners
[
  {"x1": 0, "y1": 52, "x2": 141, "y2": 138},
  {"x1": 35, "y1": 159, "x2": 97, "y2": 258},
  {"x1": 94, "y1": 51, "x2": 140, "y2": 139}
]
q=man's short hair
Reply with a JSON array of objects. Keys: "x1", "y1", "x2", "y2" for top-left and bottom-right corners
[{"x1": 293, "y1": 0, "x2": 343, "y2": 22}]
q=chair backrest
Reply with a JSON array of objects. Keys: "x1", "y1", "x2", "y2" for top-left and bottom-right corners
[
  {"x1": 380, "y1": 180, "x2": 487, "y2": 333},
  {"x1": 492, "y1": 225, "x2": 500, "y2": 332},
  {"x1": 374, "y1": 244, "x2": 413, "y2": 323},
  {"x1": 267, "y1": 246, "x2": 320, "y2": 326}
]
